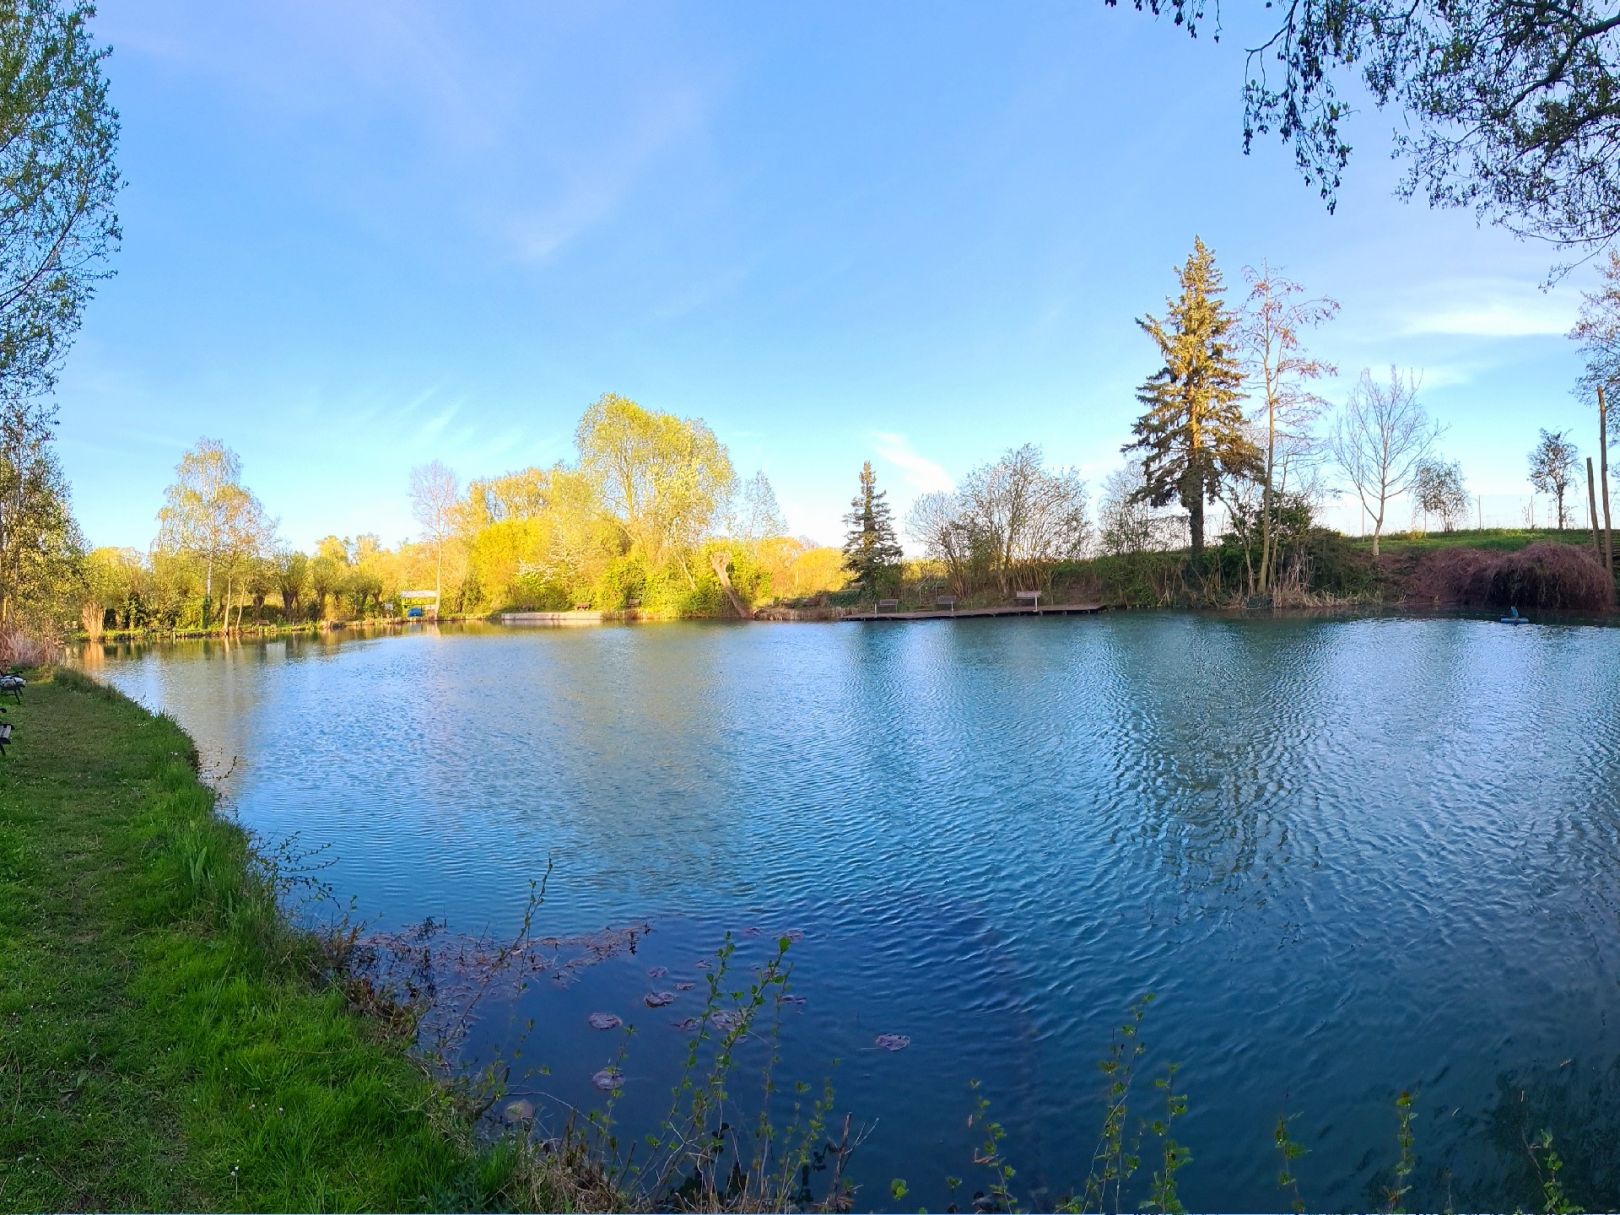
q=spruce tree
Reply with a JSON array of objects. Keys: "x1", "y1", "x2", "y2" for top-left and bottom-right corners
[
  {"x1": 1123, "y1": 237, "x2": 1257, "y2": 561},
  {"x1": 841, "y1": 461, "x2": 903, "y2": 598}
]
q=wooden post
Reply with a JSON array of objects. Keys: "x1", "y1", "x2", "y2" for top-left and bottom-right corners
[
  {"x1": 1602, "y1": 387, "x2": 1615, "y2": 571},
  {"x1": 1590, "y1": 457, "x2": 1604, "y2": 562}
]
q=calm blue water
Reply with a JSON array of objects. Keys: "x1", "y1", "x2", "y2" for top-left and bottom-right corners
[{"x1": 83, "y1": 614, "x2": 1620, "y2": 1211}]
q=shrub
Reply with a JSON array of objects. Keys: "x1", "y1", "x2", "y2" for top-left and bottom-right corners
[
  {"x1": 1405, "y1": 543, "x2": 1614, "y2": 611},
  {"x1": 0, "y1": 621, "x2": 55, "y2": 667}
]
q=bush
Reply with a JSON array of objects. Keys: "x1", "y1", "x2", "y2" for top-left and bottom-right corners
[{"x1": 1406, "y1": 542, "x2": 1615, "y2": 611}]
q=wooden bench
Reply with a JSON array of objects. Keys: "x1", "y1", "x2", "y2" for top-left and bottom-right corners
[
  {"x1": 935, "y1": 595, "x2": 957, "y2": 613},
  {"x1": 0, "y1": 672, "x2": 22, "y2": 704},
  {"x1": 875, "y1": 598, "x2": 900, "y2": 613},
  {"x1": 1015, "y1": 590, "x2": 1042, "y2": 611},
  {"x1": 0, "y1": 713, "x2": 12, "y2": 756}
]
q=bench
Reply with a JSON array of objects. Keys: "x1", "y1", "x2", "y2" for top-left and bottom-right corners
[
  {"x1": 0, "y1": 714, "x2": 11, "y2": 757},
  {"x1": 875, "y1": 598, "x2": 900, "y2": 613},
  {"x1": 1015, "y1": 590, "x2": 1042, "y2": 611},
  {"x1": 935, "y1": 595, "x2": 957, "y2": 613},
  {"x1": 0, "y1": 674, "x2": 22, "y2": 704}
]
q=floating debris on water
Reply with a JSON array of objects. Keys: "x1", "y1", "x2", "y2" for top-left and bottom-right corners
[
  {"x1": 644, "y1": 991, "x2": 676, "y2": 1008},
  {"x1": 504, "y1": 1099, "x2": 536, "y2": 1123},
  {"x1": 647, "y1": 965, "x2": 669, "y2": 979},
  {"x1": 777, "y1": 993, "x2": 808, "y2": 1008},
  {"x1": 674, "y1": 981, "x2": 695, "y2": 991},
  {"x1": 587, "y1": 1012, "x2": 623, "y2": 1030},
  {"x1": 592, "y1": 1067, "x2": 622, "y2": 1091},
  {"x1": 673, "y1": 1016, "x2": 701, "y2": 1031},
  {"x1": 709, "y1": 1009, "x2": 747, "y2": 1033},
  {"x1": 874, "y1": 1034, "x2": 910, "y2": 1052}
]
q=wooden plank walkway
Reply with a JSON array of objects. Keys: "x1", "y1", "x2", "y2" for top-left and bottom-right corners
[
  {"x1": 500, "y1": 610, "x2": 608, "y2": 625},
  {"x1": 843, "y1": 601, "x2": 1105, "y2": 621}
]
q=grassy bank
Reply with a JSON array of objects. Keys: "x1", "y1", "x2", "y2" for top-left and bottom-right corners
[{"x1": 0, "y1": 669, "x2": 557, "y2": 1212}]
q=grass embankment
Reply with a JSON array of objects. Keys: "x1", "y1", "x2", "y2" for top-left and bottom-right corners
[{"x1": 0, "y1": 670, "x2": 553, "y2": 1212}]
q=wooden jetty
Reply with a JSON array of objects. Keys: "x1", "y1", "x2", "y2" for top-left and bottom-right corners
[
  {"x1": 499, "y1": 610, "x2": 609, "y2": 625},
  {"x1": 843, "y1": 601, "x2": 1105, "y2": 622}
]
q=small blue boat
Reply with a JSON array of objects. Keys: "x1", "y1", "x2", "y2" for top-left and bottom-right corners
[{"x1": 1500, "y1": 605, "x2": 1529, "y2": 625}]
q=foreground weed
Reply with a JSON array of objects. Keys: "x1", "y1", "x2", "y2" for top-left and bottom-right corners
[
  {"x1": 1272, "y1": 1112, "x2": 1308, "y2": 1214},
  {"x1": 1528, "y1": 1129, "x2": 1584, "y2": 1215},
  {"x1": 1382, "y1": 1090, "x2": 1418, "y2": 1214}
]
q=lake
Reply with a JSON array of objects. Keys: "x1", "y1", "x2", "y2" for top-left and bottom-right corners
[{"x1": 80, "y1": 613, "x2": 1620, "y2": 1211}]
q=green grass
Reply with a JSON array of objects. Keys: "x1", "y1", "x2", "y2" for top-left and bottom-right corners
[
  {"x1": 1357, "y1": 526, "x2": 1604, "y2": 556},
  {"x1": 0, "y1": 669, "x2": 542, "y2": 1212}
]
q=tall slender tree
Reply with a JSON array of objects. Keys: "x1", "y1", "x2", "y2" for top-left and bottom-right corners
[
  {"x1": 1240, "y1": 262, "x2": 1337, "y2": 592},
  {"x1": 841, "y1": 461, "x2": 902, "y2": 600},
  {"x1": 1125, "y1": 237, "x2": 1257, "y2": 562},
  {"x1": 1330, "y1": 368, "x2": 1439, "y2": 557},
  {"x1": 409, "y1": 460, "x2": 459, "y2": 610}
]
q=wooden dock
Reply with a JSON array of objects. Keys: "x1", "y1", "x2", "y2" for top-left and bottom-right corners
[
  {"x1": 843, "y1": 602, "x2": 1105, "y2": 622},
  {"x1": 499, "y1": 610, "x2": 608, "y2": 625}
]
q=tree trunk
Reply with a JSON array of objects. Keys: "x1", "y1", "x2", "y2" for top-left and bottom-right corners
[
  {"x1": 1188, "y1": 471, "x2": 1206, "y2": 562},
  {"x1": 709, "y1": 550, "x2": 748, "y2": 618},
  {"x1": 1589, "y1": 457, "x2": 1604, "y2": 562},
  {"x1": 1259, "y1": 393, "x2": 1276, "y2": 594},
  {"x1": 1601, "y1": 388, "x2": 1615, "y2": 571}
]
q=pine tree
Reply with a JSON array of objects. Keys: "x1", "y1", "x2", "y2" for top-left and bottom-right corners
[
  {"x1": 841, "y1": 461, "x2": 903, "y2": 598},
  {"x1": 1124, "y1": 237, "x2": 1257, "y2": 561}
]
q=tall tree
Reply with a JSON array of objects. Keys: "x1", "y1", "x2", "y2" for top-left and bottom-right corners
[
  {"x1": 1330, "y1": 368, "x2": 1440, "y2": 557},
  {"x1": 154, "y1": 438, "x2": 262, "y2": 627},
  {"x1": 1120, "y1": 0, "x2": 1620, "y2": 260},
  {"x1": 841, "y1": 461, "x2": 903, "y2": 600},
  {"x1": 0, "y1": 0, "x2": 122, "y2": 404},
  {"x1": 409, "y1": 460, "x2": 459, "y2": 609},
  {"x1": 1529, "y1": 429, "x2": 1580, "y2": 529},
  {"x1": 1125, "y1": 237, "x2": 1257, "y2": 562},
  {"x1": 0, "y1": 395, "x2": 79, "y2": 622},
  {"x1": 576, "y1": 393, "x2": 736, "y2": 577},
  {"x1": 1240, "y1": 263, "x2": 1337, "y2": 593}
]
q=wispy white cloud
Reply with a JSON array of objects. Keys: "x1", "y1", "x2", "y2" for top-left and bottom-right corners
[
  {"x1": 1398, "y1": 280, "x2": 1577, "y2": 338},
  {"x1": 509, "y1": 85, "x2": 709, "y2": 264},
  {"x1": 873, "y1": 432, "x2": 954, "y2": 493}
]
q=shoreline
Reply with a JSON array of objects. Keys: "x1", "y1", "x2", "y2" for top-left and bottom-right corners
[{"x1": 0, "y1": 669, "x2": 595, "y2": 1212}]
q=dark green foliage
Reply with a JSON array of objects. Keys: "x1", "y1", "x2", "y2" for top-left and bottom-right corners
[
  {"x1": 841, "y1": 461, "x2": 903, "y2": 599},
  {"x1": 1116, "y1": 0, "x2": 1620, "y2": 258},
  {"x1": 1125, "y1": 238, "x2": 1258, "y2": 561}
]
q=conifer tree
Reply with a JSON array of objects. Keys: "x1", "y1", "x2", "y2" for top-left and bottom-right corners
[
  {"x1": 841, "y1": 461, "x2": 903, "y2": 598},
  {"x1": 1124, "y1": 238, "x2": 1257, "y2": 562}
]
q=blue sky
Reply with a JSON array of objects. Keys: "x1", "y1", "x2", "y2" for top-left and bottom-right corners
[{"x1": 62, "y1": 0, "x2": 1604, "y2": 553}]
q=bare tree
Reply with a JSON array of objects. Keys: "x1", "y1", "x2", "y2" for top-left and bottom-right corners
[
  {"x1": 1528, "y1": 429, "x2": 1579, "y2": 529},
  {"x1": 1098, "y1": 463, "x2": 1177, "y2": 556},
  {"x1": 409, "y1": 460, "x2": 460, "y2": 609},
  {"x1": 959, "y1": 445, "x2": 1089, "y2": 594},
  {"x1": 906, "y1": 490, "x2": 979, "y2": 597},
  {"x1": 1240, "y1": 263, "x2": 1338, "y2": 593},
  {"x1": 1330, "y1": 368, "x2": 1440, "y2": 557},
  {"x1": 1411, "y1": 458, "x2": 1469, "y2": 532}
]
